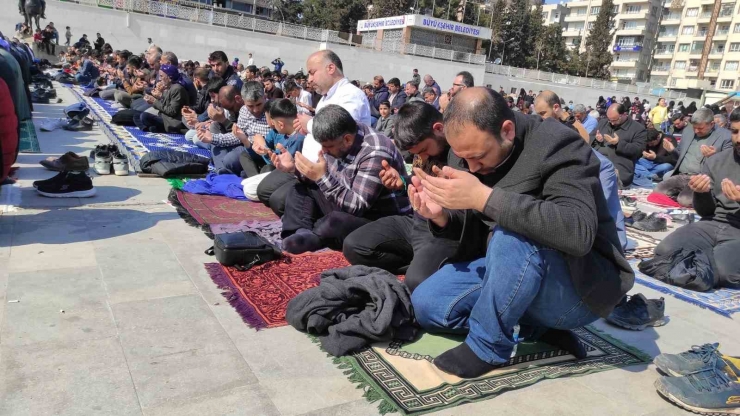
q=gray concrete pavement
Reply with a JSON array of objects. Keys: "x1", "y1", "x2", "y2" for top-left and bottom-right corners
[{"x1": 0, "y1": 85, "x2": 737, "y2": 416}]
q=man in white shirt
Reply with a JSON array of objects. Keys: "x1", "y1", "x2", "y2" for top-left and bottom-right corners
[
  {"x1": 294, "y1": 50, "x2": 372, "y2": 162},
  {"x1": 284, "y1": 80, "x2": 313, "y2": 115},
  {"x1": 247, "y1": 53, "x2": 254, "y2": 66}
]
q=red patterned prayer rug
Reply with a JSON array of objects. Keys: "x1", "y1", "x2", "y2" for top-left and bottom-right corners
[
  {"x1": 170, "y1": 189, "x2": 279, "y2": 225},
  {"x1": 206, "y1": 251, "x2": 350, "y2": 329}
]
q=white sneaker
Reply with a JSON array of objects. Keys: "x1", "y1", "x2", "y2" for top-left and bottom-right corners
[
  {"x1": 113, "y1": 153, "x2": 129, "y2": 176},
  {"x1": 94, "y1": 149, "x2": 112, "y2": 175},
  {"x1": 110, "y1": 103, "x2": 125, "y2": 109},
  {"x1": 40, "y1": 118, "x2": 65, "y2": 132}
]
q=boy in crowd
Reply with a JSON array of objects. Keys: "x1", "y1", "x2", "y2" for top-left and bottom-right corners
[{"x1": 375, "y1": 101, "x2": 395, "y2": 138}]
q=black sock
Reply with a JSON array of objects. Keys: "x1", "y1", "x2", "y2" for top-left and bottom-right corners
[
  {"x1": 434, "y1": 343, "x2": 499, "y2": 378},
  {"x1": 282, "y1": 228, "x2": 322, "y2": 254},
  {"x1": 538, "y1": 329, "x2": 587, "y2": 359}
]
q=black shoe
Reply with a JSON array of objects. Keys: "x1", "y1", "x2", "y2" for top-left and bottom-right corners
[
  {"x1": 632, "y1": 213, "x2": 668, "y2": 232},
  {"x1": 32, "y1": 171, "x2": 67, "y2": 189},
  {"x1": 671, "y1": 213, "x2": 695, "y2": 224},
  {"x1": 606, "y1": 293, "x2": 667, "y2": 330},
  {"x1": 625, "y1": 210, "x2": 648, "y2": 228},
  {"x1": 31, "y1": 92, "x2": 50, "y2": 104},
  {"x1": 63, "y1": 116, "x2": 94, "y2": 131},
  {"x1": 36, "y1": 172, "x2": 96, "y2": 198}
]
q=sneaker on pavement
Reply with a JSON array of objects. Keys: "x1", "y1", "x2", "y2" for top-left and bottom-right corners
[
  {"x1": 94, "y1": 147, "x2": 112, "y2": 175},
  {"x1": 40, "y1": 118, "x2": 66, "y2": 132},
  {"x1": 654, "y1": 365, "x2": 740, "y2": 415},
  {"x1": 112, "y1": 152, "x2": 129, "y2": 176},
  {"x1": 63, "y1": 116, "x2": 94, "y2": 132},
  {"x1": 606, "y1": 293, "x2": 667, "y2": 330},
  {"x1": 655, "y1": 344, "x2": 729, "y2": 377},
  {"x1": 36, "y1": 171, "x2": 96, "y2": 198},
  {"x1": 39, "y1": 152, "x2": 90, "y2": 172},
  {"x1": 110, "y1": 102, "x2": 125, "y2": 109},
  {"x1": 32, "y1": 171, "x2": 67, "y2": 189}
]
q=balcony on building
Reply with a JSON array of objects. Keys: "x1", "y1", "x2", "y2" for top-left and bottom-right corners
[
  {"x1": 696, "y1": 28, "x2": 709, "y2": 38},
  {"x1": 718, "y1": 5, "x2": 734, "y2": 21},
  {"x1": 697, "y1": 11, "x2": 712, "y2": 23},
  {"x1": 651, "y1": 65, "x2": 671, "y2": 75},
  {"x1": 662, "y1": 11, "x2": 681, "y2": 21},
  {"x1": 655, "y1": 47, "x2": 674, "y2": 55}
]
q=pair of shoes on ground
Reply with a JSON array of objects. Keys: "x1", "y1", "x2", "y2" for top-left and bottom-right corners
[
  {"x1": 92, "y1": 144, "x2": 129, "y2": 176},
  {"x1": 626, "y1": 210, "x2": 668, "y2": 232},
  {"x1": 62, "y1": 116, "x2": 94, "y2": 132},
  {"x1": 606, "y1": 293, "x2": 667, "y2": 330},
  {"x1": 654, "y1": 343, "x2": 740, "y2": 415}
]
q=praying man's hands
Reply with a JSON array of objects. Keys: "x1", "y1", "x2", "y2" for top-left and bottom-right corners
[
  {"x1": 603, "y1": 132, "x2": 620, "y2": 146},
  {"x1": 251, "y1": 134, "x2": 268, "y2": 155},
  {"x1": 721, "y1": 178, "x2": 740, "y2": 202},
  {"x1": 143, "y1": 94, "x2": 156, "y2": 104},
  {"x1": 267, "y1": 143, "x2": 295, "y2": 174},
  {"x1": 663, "y1": 138, "x2": 676, "y2": 152},
  {"x1": 408, "y1": 175, "x2": 445, "y2": 226},
  {"x1": 207, "y1": 104, "x2": 226, "y2": 123},
  {"x1": 196, "y1": 128, "x2": 213, "y2": 144},
  {"x1": 295, "y1": 151, "x2": 327, "y2": 182},
  {"x1": 232, "y1": 125, "x2": 250, "y2": 146},
  {"x1": 700, "y1": 145, "x2": 717, "y2": 158},
  {"x1": 294, "y1": 113, "x2": 311, "y2": 135},
  {"x1": 688, "y1": 174, "x2": 712, "y2": 193},
  {"x1": 414, "y1": 166, "x2": 492, "y2": 212},
  {"x1": 595, "y1": 130, "x2": 604, "y2": 142},
  {"x1": 379, "y1": 160, "x2": 403, "y2": 190}
]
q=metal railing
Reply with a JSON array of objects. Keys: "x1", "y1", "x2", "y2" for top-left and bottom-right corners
[
  {"x1": 484, "y1": 64, "x2": 687, "y2": 99},
  {"x1": 55, "y1": 0, "x2": 486, "y2": 65}
]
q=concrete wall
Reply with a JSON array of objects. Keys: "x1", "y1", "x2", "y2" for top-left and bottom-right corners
[
  {"x1": 483, "y1": 72, "x2": 670, "y2": 107},
  {"x1": 1, "y1": 1, "x2": 482, "y2": 86}
]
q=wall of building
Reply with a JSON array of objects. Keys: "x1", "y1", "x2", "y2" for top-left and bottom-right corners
[{"x1": 3, "y1": 1, "x2": 484, "y2": 85}]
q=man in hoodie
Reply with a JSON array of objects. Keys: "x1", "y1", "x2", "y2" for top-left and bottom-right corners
[{"x1": 372, "y1": 75, "x2": 389, "y2": 111}]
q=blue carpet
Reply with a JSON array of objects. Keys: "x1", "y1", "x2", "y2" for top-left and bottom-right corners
[
  {"x1": 631, "y1": 260, "x2": 740, "y2": 317},
  {"x1": 65, "y1": 86, "x2": 211, "y2": 162}
]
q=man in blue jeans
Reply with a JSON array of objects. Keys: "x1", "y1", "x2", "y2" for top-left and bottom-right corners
[
  {"x1": 408, "y1": 88, "x2": 634, "y2": 378},
  {"x1": 75, "y1": 50, "x2": 100, "y2": 87}
]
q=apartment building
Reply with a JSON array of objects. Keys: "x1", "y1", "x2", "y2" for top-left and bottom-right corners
[
  {"x1": 652, "y1": 0, "x2": 740, "y2": 92},
  {"x1": 540, "y1": 0, "x2": 663, "y2": 82}
]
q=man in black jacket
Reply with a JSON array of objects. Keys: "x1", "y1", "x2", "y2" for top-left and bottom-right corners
[
  {"x1": 409, "y1": 88, "x2": 633, "y2": 378},
  {"x1": 94, "y1": 33, "x2": 105, "y2": 51},
  {"x1": 208, "y1": 50, "x2": 242, "y2": 91},
  {"x1": 652, "y1": 108, "x2": 740, "y2": 289},
  {"x1": 590, "y1": 103, "x2": 647, "y2": 186}
]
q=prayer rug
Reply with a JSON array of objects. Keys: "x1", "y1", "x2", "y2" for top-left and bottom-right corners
[
  {"x1": 171, "y1": 189, "x2": 279, "y2": 225},
  {"x1": 631, "y1": 260, "x2": 740, "y2": 317},
  {"x1": 625, "y1": 228, "x2": 660, "y2": 260},
  {"x1": 327, "y1": 326, "x2": 650, "y2": 415},
  {"x1": 18, "y1": 120, "x2": 41, "y2": 153},
  {"x1": 65, "y1": 86, "x2": 211, "y2": 164},
  {"x1": 205, "y1": 251, "x2": 349, "y2": 329}
]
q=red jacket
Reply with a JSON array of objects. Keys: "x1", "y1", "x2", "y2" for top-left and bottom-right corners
[{"x1": 0, "y1": 77, "x2": 19, "y2": 182}]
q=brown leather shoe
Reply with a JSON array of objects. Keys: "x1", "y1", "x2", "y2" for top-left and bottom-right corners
[{"x1": 39, "y1": 152, "x2": 90, "y2": 172}]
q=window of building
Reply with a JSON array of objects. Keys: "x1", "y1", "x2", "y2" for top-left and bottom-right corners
[
  {"x1": 698, "y1": 26, "x2": 708, "y2": 36},
  {"x1": 674, "y1": 61, "x2": 686, "y2": 69},
  {"x1": 730, "y1": 43, "x2": 740, "y2": 52},
  {"x1": 678, "y1": 43, "x2": 689, "y2": 52},
  {"x1": 587, "y1": 22, "x2": 594, "y2": 30},
  {"x1": 553, "y1": 12, "x2": 559, "y2": 19},
  {"x1": 625, "y1": 5, "x2": 642, "y2": 14},
  {"x1": 685, "y1": 7, "x2": 698, "y2": 17},
  {"x1": 717, "y1": 25, "x2": 730, "y2": 35},
  {"x1": 542, "y1": 12, "x2": 548, "y2": 20},
  {"x1": 575, "y1": 7, "x2": 587, "y2": 15},
  {"x1": 691, "y1": 41, "x2": 705, "y2": 53},
  {"x1": 710, "y1": 79, "x2": 717, "y2": 87},
  {"x1": 734, "y1": 23, "x2": 740, "y2": 33},
  {"x1": 682, "y1": 26, "x2": 695, "y2": 35},
  {"x1": 571, "y1": 38, "x2": 579, "y2": 45},
  {"x1": 714, "y1": 42, "x2": 726, "y2": 53},
  {"x1": 720, "y1": 79, "x2": 735, "y2": 89},
  {"x1": 612, "y1": 5, "x2": 619, "y2": 13},
  {"x1": 725, "y1": 61, "x2": 739, "y2": 70},
  {"x1": 710, "y1": 61, "x2": 721, "y2": 71},
  {"x1": 590, "y1": 6, "x2": 600, "y2": 14},
  {"x1": 623, "y1": 20, "x2": 638, "y2": 29},
  {"x1": 720, "y1": 4, "x2": 733, "y2": 16},
  {"x1": 617, "y1": 37, "x2": 637, "y2": 46}
]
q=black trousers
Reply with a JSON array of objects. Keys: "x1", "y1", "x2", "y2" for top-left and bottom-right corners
[
  {"x1": 257, "y1": 169, "x2": 297, "y2": 217},
  {"x1": 654, "y1": 220, "x2": 740, "y2": 289},
  {"x1": 281, "y1": 181, "x2": 372, "y2": 250},
  {"x1": 238, "y1": 152, "x2": 273, "y2": 178},
  {"x1": 342, "y1": 215, "x2": 460, "y2": 292}
]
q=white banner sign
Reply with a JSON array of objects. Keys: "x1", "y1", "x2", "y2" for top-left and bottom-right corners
[{"x1": 357, "y1": 15, "x2": 491, "y2": 39}]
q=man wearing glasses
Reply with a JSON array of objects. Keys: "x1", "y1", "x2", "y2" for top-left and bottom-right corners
[{"x1": 440, "y1": 71, "x2": 474, "y2": 113}]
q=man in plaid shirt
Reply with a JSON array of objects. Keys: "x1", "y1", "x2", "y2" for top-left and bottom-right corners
[
  {"x1": 196, "y1": 81, "x2": 271, "y2": 175},
  {"x1": 269, "y1": 104, "x2": 411, "y2": 254}
]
